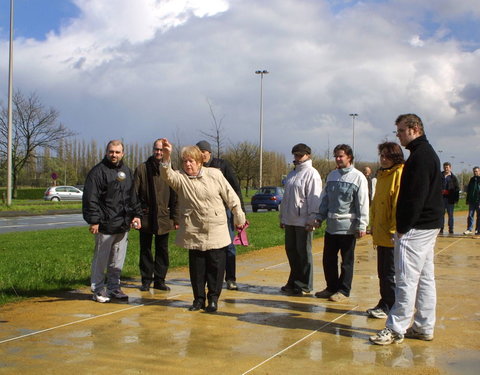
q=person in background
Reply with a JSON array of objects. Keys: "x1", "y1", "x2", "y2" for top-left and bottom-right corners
[
  {"x1": 370, "y1": 113, "x2": 442, "y2": 346},
  {"x1": 83, "y1": 140, "x2": 142, "y2": 303},
  {"x1": 367, "y1": 142, "x2": 404, "y2": 319},
  {"x1": 159, "y1": 139, "x2": 246, "y2": 313},
  {"x1": 464, "y1": 166, "x2": 480, "y2": 235},
  {"x1": 440, "y1": 162, "x2": 459, "y2": 234},
  {"x1": 362, "y1": 166, "x2": 377, "y2": 204},
  {"x1": 134, "y1": 139, "x2": 178, "y2": 292},
  {"x1": 280, "y1": 143, "x2": 322, "y2": 295},
  {"x1": 196, "y1": 140, "x2": 245, "y2": 291},
  {"x1": 313, "y1": 144, "x2": 369, "y2": 302}
]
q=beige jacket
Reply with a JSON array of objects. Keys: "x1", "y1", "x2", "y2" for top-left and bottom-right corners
[{"x1": 160, "y1": 164, "x2": 245, "y2": 251}]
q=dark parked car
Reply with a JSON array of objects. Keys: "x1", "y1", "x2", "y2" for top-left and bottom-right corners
[
  {"x1": 43, "y1": 186, "x2": 83, "y2": 201},
  {"x1": 251, "y1": 186, "x2": 284, "y2": 212}
]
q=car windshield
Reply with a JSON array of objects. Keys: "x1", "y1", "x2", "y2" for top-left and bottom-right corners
[{"x1": 260, "y1": 188, "x2": 275, "y2": 194}]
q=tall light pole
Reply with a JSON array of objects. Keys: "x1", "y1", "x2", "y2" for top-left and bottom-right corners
[
  {"x1": 255, "y1": 70, "x2": 268, "y2": 188},
  {"x1": 349, "y1": 113, "x2": 358, "y2": 160},
  {"x1": 6, "y1": 0, "x2": 15, "y2": 206}
]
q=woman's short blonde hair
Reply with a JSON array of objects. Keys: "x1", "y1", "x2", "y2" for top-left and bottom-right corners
[{"x1": 181, "y1": 145, "x2": 203, "y2": 164}]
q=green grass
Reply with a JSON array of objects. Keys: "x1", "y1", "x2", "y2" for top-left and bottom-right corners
[
  {"x1": 0, "y1": 200, "x2": 82, "y2": 213},
  {"x1": 0, "y1": 211, "x2": 324, "y2": 305}
]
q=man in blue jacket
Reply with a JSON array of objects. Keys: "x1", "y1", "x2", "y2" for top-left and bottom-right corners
[
  {"x1": 314, "y1": 144, "x2": 369, "y2": 302},
  {"x1": 83, "y1": 140, "x2": 142, "y2": 303},
  {"x1": 370, "y1": 114, "x2": 443, "y2": 345}
]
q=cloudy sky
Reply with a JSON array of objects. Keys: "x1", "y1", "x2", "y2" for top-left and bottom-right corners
[{"x1": 0, "y1": 0, "x2": 479, "y2": 171}]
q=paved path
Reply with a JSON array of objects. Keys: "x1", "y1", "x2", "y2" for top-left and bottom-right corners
[{"x1": 1, "y1": 232, "x2": 479, "y2": 374}]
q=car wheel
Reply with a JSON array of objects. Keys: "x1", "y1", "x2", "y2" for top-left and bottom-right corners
[
  {"x1": 252, "y1": 206, "x2": 258, "y2": 212},
  {"x1": 275, "y1": 206, "x2": 279, "y2": 211},
  {"x1": 51, "y1": 197, "x2": 60, "y2": 202}
]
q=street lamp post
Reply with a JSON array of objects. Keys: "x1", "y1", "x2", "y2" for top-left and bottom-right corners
[
  {"x1": 255, "y1": 70, "x2": 268, "y2": 188},
  {"x1": 349, "y1": 113, "x2": 358, "y2": 160},
  {"x1": 6, "y1": 0, "x2": 14, "y2": 206}
]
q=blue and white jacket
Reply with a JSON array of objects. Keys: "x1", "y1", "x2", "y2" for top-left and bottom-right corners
[
  {"x1": 318, "y1": 166, "x2": 369, "y2": 235},
  {"x1": 280, "y1": 159, "x2": 322, "y2": 227}
]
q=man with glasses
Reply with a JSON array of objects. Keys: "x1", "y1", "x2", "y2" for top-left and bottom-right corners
[
  {"x1": 134, "y1": 139, "x2": 178, "y2": 292},
  {"x1": 370, "y1": 114, "x2": 443, "y2": 345}
]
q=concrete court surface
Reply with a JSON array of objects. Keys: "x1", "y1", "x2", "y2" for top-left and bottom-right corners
[{"x1": 1, "y1": 230, "x2": 479, "y2": 374}]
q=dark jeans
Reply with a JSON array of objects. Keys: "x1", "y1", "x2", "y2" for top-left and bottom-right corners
[
  {"x1": 323, "y1": 232, "x2": 356, "y2": 296},
  {"x1": 139, "y1": 231, "x2": 169, "y2": 284},
  {"x1": 225, "y1": 209, "x2": 237, "y2": 282},
  {"x1": 284, "y1": 225, "x2": 313, "y2": 292},
  {"x1": 467, "y1": 203, "x2": 480, "y2": 232},
  {"x1": 189, "y1": 248, "x2": 226, "y2": 303},
  {"x1": 376, "y1": 246, "x2": 396, "y2": 312},
  {"x1": 441, "y1": 197, "x2": 455, "y2": 232}
]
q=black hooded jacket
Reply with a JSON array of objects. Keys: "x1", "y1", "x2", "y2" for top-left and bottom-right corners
[
  {"x1": 396, "y1": 135, "x2": 443, "y2": 234},
  {"x1": 83, "y1": 156, "x2": 142, "y2": 234}
]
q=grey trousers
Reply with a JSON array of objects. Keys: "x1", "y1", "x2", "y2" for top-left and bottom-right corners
[{"x1": 90, "y1": 232, "x2": 129, "y2": 293}]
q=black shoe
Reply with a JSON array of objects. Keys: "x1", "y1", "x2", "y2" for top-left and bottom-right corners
[
  {"x1": 205, "y1": 300, "x2": 218, "y2": 313},
  {"x1": 139, "y1": 282, "x2": 150, "y2": 291},
  {"x1": 188, "y1": 300, "x2": 205, "y2": 311},
  {"x1": 280, "y1": 285, "x2": 295, "y2": 293},
  {"x1": 449, "y1": 230, "x2": 454, "y2": 234},
  {"x1": 153, "y1": 281, "x2": 171, "y2": 291}
]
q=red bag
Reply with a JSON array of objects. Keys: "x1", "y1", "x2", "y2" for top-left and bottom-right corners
[{"x1": 233, "y1": 221, "x2": 249, "y2": 246}]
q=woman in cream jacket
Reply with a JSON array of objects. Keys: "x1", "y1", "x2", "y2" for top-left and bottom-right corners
[{"x1": 159, "y1": 138, "x2": 246, "y2": 313}]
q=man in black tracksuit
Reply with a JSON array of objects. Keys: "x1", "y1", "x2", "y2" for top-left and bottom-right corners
[{"x1": 83, "y1": 140, "x2": 142, "y2": 303}]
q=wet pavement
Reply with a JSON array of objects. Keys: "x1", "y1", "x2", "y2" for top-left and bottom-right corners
[{"x1": 1, "y1": 230, "x2": 479, "y2": 374}]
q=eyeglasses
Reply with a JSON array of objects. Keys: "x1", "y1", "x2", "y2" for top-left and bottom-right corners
[
  {"x1": 393, "y1": 128, "x2": 408, "y2": 135},
  {"x1": 153, "y1": 148, "x2": 163, "y2": 152}
]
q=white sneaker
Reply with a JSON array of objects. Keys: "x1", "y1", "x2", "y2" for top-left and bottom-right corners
[
  {"x1": 405, "y1": 327, "x2": 434, "y2": 341},
  {"x1": 463, "y1": 230, "x2": 474, "y2": 235},
  {"x1": 369, "y1": 327, "x2": 404, "y2": 345},
  {"x1": 367, "y1": 307, "x2": 388, "y2": 319},
  {"x1": 93, "y1": 291, "x2": 111, "y2": 303}
]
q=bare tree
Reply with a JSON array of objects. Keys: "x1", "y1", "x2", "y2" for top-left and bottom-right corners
[
  {"x1": 200, "y1": 98, "x2": 226, "y2": 158},
  {"x1": 224, "y1": 141, "x2": 259, "y2": 196},
  {"x1": 0, "y1": 90, "x2": 75, "y2": 191}
]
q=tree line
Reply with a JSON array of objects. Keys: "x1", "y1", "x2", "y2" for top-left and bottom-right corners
[{"x1": 2, "y1": 90, "x2": 474, "y2": 197}]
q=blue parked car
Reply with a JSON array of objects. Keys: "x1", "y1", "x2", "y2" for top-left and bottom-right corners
[{"x1": 251, "y1": 186, "x2": 284, "y2": 212}]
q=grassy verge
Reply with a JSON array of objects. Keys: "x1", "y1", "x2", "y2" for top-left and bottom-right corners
[
  {"x1": 0, "y1": 211, "x2": 324, "y2": 305},
  {"x1": 0, "y1": 200, "x2": 82, "y2": 213}
]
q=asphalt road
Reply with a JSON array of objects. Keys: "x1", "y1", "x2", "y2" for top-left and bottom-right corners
[
  {"x1": 0, "y1": 214, "x2": 86, "y2": 234},
  {"x1": 0, "y1": 205, "x2": 255, "y2": 234}
]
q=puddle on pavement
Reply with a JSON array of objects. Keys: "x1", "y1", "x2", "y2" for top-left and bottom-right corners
[{"x1": 439, "y1": 349, "x2": 480, "y2": 375}]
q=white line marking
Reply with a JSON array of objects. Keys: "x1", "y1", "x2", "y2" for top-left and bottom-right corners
[
  {"x1": 260, "y1": 252, "x2": 322, "y2": 270},
  {"x1": 0, "y1": 294, "x2": 182, "y2": 345},
  {"x1": 435, "y1": 238, "x2": 464, "y2": 256},
  {"x1": 241, "y1": 305, "x2": 359, "y2": 375}
]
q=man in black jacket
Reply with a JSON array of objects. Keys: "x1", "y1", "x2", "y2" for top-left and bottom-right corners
[
  {"x1": 440, "y1": 162, "x2": 459, "y2": 234},
  {"x1": 196, "y1": 140, "x2": 245, "y2": 290},
  {"x1": 464, "y1": 166, "x2": 480, "y2": 235},
  {"x1": 134, "y1": 139, "x2": 178, "y2": 292},
  {"x1": 83, "y1": 140, "x2": 142, "y2": 303},
  {"x1": 370, "y1": 114, "x2": 442, "y2": 345}
]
